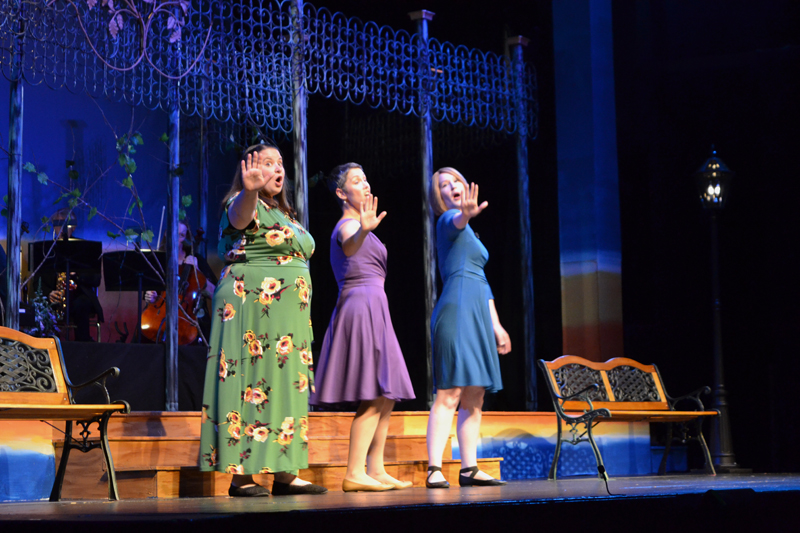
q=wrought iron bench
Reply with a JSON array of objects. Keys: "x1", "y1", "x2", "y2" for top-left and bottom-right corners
[
  {"x1": 0, "y1": 326, "x2": 129, "y2": 501},
  {"x1": 539, "y1": 355, "x2": 718, "y2": 480}
]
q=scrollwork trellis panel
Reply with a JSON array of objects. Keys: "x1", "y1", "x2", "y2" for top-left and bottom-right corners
[{"x1": 0, "y1": 0, "x2": 536, "y2": 137}]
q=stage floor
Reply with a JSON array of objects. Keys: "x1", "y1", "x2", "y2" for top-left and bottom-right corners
[{"x1": 2, "y1": 473, "x2": 800, "y2": 531}]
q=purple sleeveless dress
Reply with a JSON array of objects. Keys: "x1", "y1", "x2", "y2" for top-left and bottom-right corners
[{"x1": 310, "y1": 219, "x2": 415, "y2": 404}]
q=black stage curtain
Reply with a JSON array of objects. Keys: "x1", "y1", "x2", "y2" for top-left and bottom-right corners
[{"x1": 60, "y1": 341, "x2": 207, "y2": 411}]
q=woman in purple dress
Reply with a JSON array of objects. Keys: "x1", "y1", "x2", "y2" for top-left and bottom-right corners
[{"x1": 310, "y1": 163, "x2": 415, "y2": 492}]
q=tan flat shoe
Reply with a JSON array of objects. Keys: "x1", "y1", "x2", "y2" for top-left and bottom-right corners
[
  {"x1": 390, "y1": 480, "x2": 413, "y2": 490},
  {"x1": 342, "y1": 479, "x2": 394, "y2": 492}
]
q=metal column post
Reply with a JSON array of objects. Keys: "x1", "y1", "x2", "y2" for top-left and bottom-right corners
[
  {"x1": 165, "y1": 67, "x2": 181, "y2": 412},
  {"x1": 409, "y1": 10, "x2": 436, "y2": 406},
  {"x1": 708, "y1": 212, "x2": 739, "y2": 470},
  {"x1": 291, "y1": 0, "x2": 309, "y2": 229},
  {"x1": 508, "y1": 36, "x2": 537, "y2": 410},
  {"x1": 4, "y1": 7, "x2": 23, "y2": 330},
  {"x1": 198, "y1": 77, "x2": 209, "y2": 259}
]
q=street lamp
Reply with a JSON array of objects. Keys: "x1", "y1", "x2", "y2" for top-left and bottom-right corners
[{"x1": 694, "y1": 146, "x2": 741, "y2": 472}]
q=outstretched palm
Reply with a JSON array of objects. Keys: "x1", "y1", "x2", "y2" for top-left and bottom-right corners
[
  {"x1": 460, "y1": 182, "x2": 488, "y2": 220},
  {"x1": 241, "y1": 151, "x2": 268, "y2": 191},
  {"x1": 360, "y1": 193, "x2": 387, "y2": 233}
]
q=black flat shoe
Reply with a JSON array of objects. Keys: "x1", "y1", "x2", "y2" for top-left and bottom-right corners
[
  {"x1": 458, "y1": 466, "x2": 507, "y2": 487},
  {"x1": 228, "y1": 484, "x2": 270, "y2": 497},
  {"x1": 425, "y1": 466, "x2": 450, "y2": 489},
  {"x1": 271, "y1": 481, "x2": 328, "y2": 495}
]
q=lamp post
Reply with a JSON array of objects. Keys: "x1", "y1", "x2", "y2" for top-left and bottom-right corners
[{"x1": 694, "y1": 146, "x2": 741, "y2": 471}]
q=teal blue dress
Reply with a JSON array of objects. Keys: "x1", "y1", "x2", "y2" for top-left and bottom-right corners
[{"x1": 431, "y1": 209, "x2": 503, "y2": 392}]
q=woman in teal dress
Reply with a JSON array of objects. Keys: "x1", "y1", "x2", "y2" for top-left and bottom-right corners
[
  {"x1": 199, "y1": 144, "x2": 327, "y2": 497},
  {"x1": 425, "y1": 167, "x2": 511, "y2": 488}
]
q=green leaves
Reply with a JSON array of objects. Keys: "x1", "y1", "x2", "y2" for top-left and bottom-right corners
[
  {"x1": 118, "y1": 152, "x2": 137, "y2": 174},
  {"x1": 66, "y1": 160, "x2": 79, "y2": 180},
  {"x1": 24, "y1": 162, "x2": 50, "y2": 185},
  {"x1": 123, "y1": 228, "x2": 139, "y2": 242},
  {"x1": 160, "y1": 133, "x2": 169, "y2": 143},
  {"x1": 181, "y1": 195, "x2": 192, "y2": 207},
  {"x1": 107, "y1": 227, "x2": 152, "y2": 244},
  {"x1": 127, "y1": 197, "x2": 144, "y2": 215},
  {"x1": 21, "y1": 131, "x2": 153, "y2": 247}
]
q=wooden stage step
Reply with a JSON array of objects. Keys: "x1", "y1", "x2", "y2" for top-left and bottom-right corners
[
  {"x1": 93, "y1": 411, "x2": 435, "y2": 439},
  {"x1": 53, "y1": 452, "x2": 501, "y2": 499},
  {"x1": 54, "y1": 433, "x2": 449, "y2": 468},
  {"x1": 50, "y1": 410, "x2": 514, "y2": 500}
]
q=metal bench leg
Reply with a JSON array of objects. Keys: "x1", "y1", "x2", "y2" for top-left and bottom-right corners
[
  {"x1": 549, "y1": 417, "x2": 563, "y2": 480},
  {"x1": 50, "y1": 421, "x2": 73, "y2": 502},
  {"x1": 659, "y1": 423, "x2": 674, "y2": 475},
  {"x1": 98, "y1": 412, "x2": 121, "y2": 500},
  {"x1": 695, "y1": 419, "x2": 716, "y2": 476},
  {"x1": 586, "y1": 422, "x2": 608, "y2": 481}
]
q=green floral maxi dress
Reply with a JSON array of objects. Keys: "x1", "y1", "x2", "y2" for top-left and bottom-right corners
[{"x1": 200, "y1": 195, "x2": 315, "y2": 475}]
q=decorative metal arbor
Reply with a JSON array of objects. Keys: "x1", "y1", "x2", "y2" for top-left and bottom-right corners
[{"x1": 2, "y1": 0, "x2": 538, "y2": 410}]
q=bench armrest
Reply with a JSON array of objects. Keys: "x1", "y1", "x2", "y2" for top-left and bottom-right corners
[
  {"x1": 666, "y1": 385, "x2": 711, "y2": 411},
  {"x1": 551, "y1": 384, "x2": 609, "y2": 420},
  {"x1": 66, "y1": 367, "x2": 121, "y2": 405}
]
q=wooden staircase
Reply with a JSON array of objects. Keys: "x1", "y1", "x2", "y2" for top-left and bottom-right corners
[{"x1": 53, "y1": 411, "x2": 502, "y2": 499}]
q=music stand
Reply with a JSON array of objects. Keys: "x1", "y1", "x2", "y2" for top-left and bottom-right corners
[
  {"x1": 28, "y1": 239, "x2": 102, "y2": 340},
  {"x1": 102, "y1": 250, "x2": 166, "y2": 343}
]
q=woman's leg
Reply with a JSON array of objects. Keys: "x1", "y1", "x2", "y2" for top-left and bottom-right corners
[
  {"x1": 271, "y1": 471, "x2": 328, "y2": 494},
  {"x1": 231, "y1": 474, "x2": 257, "y2": 487},
  {"x1": 426, "y1": 387, "x2": 462, "y2": 484},
  {"x1": 344, "y1": 398, "x2": 386, "y2": 484},
  {"x1": 366, "y1": 397, "x2": 404, "y2": 485},
  {"x1": 456, "y1": 386, "x2": 494, "y2": 481},
  {"x1": 228, "y1": 473, "x2": 270, "y2": 497},
  {"x1": 273, "y1": 471, "x2": 308, "y2": 486}
]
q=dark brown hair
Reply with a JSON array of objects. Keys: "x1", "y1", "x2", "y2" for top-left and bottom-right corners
[
  {"x1": 221, "y1": 143, "x2": 296, "y2": 218},
  {"x1": 326, "y1": 162, "x2": 363, "y2": 209}
]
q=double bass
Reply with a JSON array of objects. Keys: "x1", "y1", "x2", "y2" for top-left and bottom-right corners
[{"x1": 140, "y1": 228, "x2": 209, "y2": 345}]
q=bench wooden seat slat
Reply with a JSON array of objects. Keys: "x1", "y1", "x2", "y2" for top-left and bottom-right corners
[
  {"x1": 0, "y1": 326, "x2": 130, "y2": 501},
  {"x1": 539, "y1": 355, "x2": 718, "y2": 480},
  {"x1": 0, "y1": 404, "x2": 128, "y2": 420},
  {"x1": 565, "y1": 410, "x2": 718, "y2": 422}
]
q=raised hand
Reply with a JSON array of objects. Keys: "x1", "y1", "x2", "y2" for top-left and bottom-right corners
[
  {"x1": 359, "y1": 193, "x2": 387, "y2": 233},
  {"x1": 240, "y1": 150, "x2": 268, "y2": 192},
  {"x1": 460, "y1": 182, "x2": 488, "y2": 220}
]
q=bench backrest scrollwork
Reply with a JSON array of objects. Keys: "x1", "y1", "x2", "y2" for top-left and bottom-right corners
[
  {"x1": 541, "y1": 355, "x2": 670, "y2": 412},
  {"x1": 0, "y1": 326, "x2": 72, "y2": 406}
]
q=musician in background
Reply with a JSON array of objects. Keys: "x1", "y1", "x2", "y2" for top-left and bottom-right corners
[
  {"x1": 144, "y1": 220, "x2": 217, "y2": 340},
  {"x1": 35, "y1": 210, "x2": 104, "y2": 342}
]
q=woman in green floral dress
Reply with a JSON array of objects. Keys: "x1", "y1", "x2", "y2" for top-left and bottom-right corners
[{"x1": 199, "y1": 144, "x2": 327, "y2": 497}]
